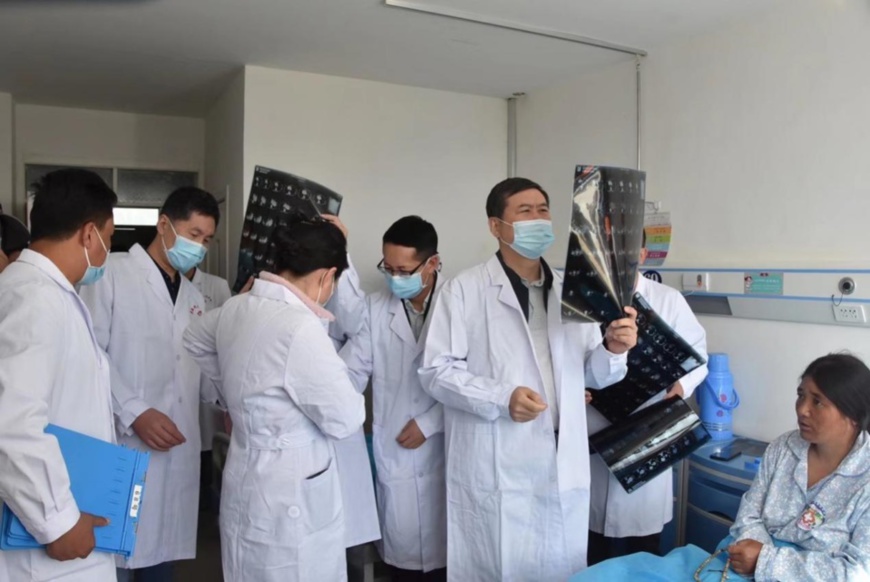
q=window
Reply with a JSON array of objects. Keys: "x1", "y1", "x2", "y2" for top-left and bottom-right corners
[
  {"x1": 116, "y1": 169, "x2": 197, "y2": 208},
  {"x1": 25, "y1": 164, "x2": 113, "y2": 200},
  {"x1": 24, "y1": 164, "x2": 198, "y2": 228},
  {"x1": 113, "y1": 207, "x2": 160, "y2": 226}
]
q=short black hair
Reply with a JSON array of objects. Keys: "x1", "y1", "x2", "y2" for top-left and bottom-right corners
[
  {"x1": 30, "y1": 169, "x2": 117, "y2": 242},
  {"x1": 160, "y1": 187, "x2": 220, "y2": 226},
  {"x1": 382, "y1": 216, "x2": 438, "y2": 260},
  {"x1": 485, "y1": 177, "x2": 549, "y2": 219},
  {"x1": 802, "y1": 353, "x2": 870, "y2": 433},
  {"x1": 271, "y1": 215, "x2": 349, "y2": 279},
  {"x1": 0, "y1": 214, "x2": 30, "y2": 255}
]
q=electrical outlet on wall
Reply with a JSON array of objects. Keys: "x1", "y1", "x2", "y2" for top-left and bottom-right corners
[
  {"x1": 833, "y1": 304, "x2": 867, "y2": 324},
  {"x1": 682, "y1": 272, "x2": 710, "y2": 292}
]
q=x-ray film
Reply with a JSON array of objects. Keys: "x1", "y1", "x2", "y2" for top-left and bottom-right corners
[
  {"x1": 233, "y1": 166, "x2": 343, "y2": 292},
  {"x1": 590, "y1": 397, "x2": 711, "y2": 493},
  {"x1": 589, "y1": 293, "x2": 707, "y2": 423},
  {"x1": 561, "y1": 165, "x2": 646, "y2": 324}
]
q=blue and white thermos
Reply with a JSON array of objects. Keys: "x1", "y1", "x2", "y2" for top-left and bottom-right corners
[{"x1": 698, "y1": 353, "x2": 741, "y2": 441}]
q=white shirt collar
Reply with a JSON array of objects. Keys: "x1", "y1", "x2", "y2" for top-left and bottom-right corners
[{"x1": 16, "y1": 249, "x2": 76, "y2": 292}]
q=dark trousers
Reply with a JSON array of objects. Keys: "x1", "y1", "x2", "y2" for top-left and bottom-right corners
[
  {"x1": 116, "y1": 562, "x2": 174, "y2": 582},
  {"x1": 199, "y1": 450, "x2": 213, "y2": 512},
  {"x1": 386, "y1": 564, "x2": 447, "y2": 582},
  {"x1": 587, "y1": 530, "x2": 662, "y2": 566}
]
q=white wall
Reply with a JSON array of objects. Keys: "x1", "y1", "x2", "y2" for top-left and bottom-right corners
[
  {"x1": 0, "y1": 93, "x2": 13, "y2": 215},
  {"x1": 516, "y1": 59, "x2": 638, "y2": 267},
  {"x1": 204, "y1": 70, "x2": 245, "y2": 282},
  {"x1": 15, "y1": 104, "x2": 205, "y2": 212},
  {"x1": 641, "y1": 0, "x2": 870, "y2": 268},
  {"x1": 520, "y1": 0, "x2": 870, "y2": 442},
  {"x1": 641, "y1": 0, "x2": 870, "y2": 442},
  {"x1": 242, "y1": 65, "x2": 508, "y2": 290}
]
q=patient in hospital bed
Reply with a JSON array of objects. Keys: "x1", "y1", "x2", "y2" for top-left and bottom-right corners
[{"x1": 572, "y1": 353, "x2": 870, "y2": 581}]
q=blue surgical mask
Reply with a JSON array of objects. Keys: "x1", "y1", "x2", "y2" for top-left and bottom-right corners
[
  {"x1": 79, "y1": 229, "x2": 109, "y2": 286},
  {"x1": 385, "y1": 271, "x2": 425, "y2": 300},
  {"x1": 163, "y1": 221, "x2": 207, "y2": 273},
  {"x1": 501, "y1": 219, "x2": 555, "y2": 260}
]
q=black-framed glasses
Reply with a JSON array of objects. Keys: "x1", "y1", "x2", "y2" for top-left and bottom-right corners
[{"x1": 377, "y1": 256, "x2": 431, "y2": 278}]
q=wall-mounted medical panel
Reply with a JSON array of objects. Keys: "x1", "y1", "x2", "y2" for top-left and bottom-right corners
[{"x1": 641, "y1": 267, "x2": 870, "y2": 328}]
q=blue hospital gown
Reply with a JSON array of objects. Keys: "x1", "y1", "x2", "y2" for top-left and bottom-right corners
[{"x1": 730, "y1": 430, "x2": 870, "y2": 581}]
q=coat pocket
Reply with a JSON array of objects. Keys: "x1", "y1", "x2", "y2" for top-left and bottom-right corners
[
  {"x1": 301, "y1": 458, "x2": 342, "y2": 534},
  {"x1": 236, "y1": 465, "x2": 303, "y2": 572}
]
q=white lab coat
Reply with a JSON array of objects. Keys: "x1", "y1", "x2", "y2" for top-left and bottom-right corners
[
  {"x1": 0, "y1": 250, "x2": 117, "y2": 582},
  {"x1": 79, "y1": 244, "x2": 205, "y2": 569},
  {"x1": 587, "y1": 275, "x2": 709, "y2": 538},
  {"x1": 326, "y1": 259, "x2": 381, "y2": 549},
  {"x1": 191, "y1": 268, "x2": 232, "y2": 312},
  {"x1": 340, "y1": 281, "x2": 447, "y2": 572},
  {"x1": 419, "y1": 255, "x2": 628, "y2": 582},
  {"x1": 327, "y1": 255, "x2": 367, "y2": 347},
  {"x1": 190, "y1": 268, "x2": 232, "y2": 452},
  {"x1": 183, "y1": 275, "x2": 365, "y2": 582}
]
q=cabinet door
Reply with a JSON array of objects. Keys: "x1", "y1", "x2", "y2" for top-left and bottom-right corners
[
  {"x1": 685, "y1": 503, "x2": 733, "y2": 553},
  {"x1": 687, "y1": 472, "x2": 745, "y2": 522}
]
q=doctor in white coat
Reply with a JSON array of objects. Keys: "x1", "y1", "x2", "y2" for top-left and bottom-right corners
[
  {"x1": 0, "y1": 169, "x2": 118, "y2": 582},
  {"x1": 420, "y1": 178, "x2": 639, "y2": 582},
  {"x1": 321, "y1": 216, "x2": 381, "y2": 552},
  {"x1": 185, "y1": 266, "x2": 232, "y2": 511},
  {"x1": 340, "y1": 216, "x2": 447, "y2": 581},
  {"x1": 183, "y1": 217, "x2": 365, "y2": 582},
  {"x1": 80, "y1": 187, "x2": 220, "y2": 581},
  {"x1": 209, "y1": 215, "x2": 381, "y2": 552},
  {"x1": 586, "y1": 235, "x2": 708, "y2": 564}
]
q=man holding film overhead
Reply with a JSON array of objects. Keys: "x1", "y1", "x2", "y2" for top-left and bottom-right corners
[
  {"x1": 419, "y1": 177, "x2": 639, "y2": 581},
  {"x1": 585, "y1": 231, "x2": 709, "y2": 564}
]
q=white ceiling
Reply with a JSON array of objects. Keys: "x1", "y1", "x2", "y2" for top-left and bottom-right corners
[{"x1": 0, "y1": 0, "x2": 781, "y2": 117}]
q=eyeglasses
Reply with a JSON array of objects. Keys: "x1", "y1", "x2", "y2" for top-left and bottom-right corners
[{"x1": 377, "y1": 257, "x2": 431, "y2": 278}]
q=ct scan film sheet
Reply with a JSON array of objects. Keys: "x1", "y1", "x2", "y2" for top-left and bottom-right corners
[
  {"x1": 234, "y1": 166, "x2": 343, "y2": 292},
  {"x1": 559, "y1": 164, "x2": 704, "y2": 418},
  {"x1": 590, "y1": 397, "x2": 711, "y2": 494},
  {"x1": 588, "y1": 293, "x2": 707, "y2": 423},
  {"x1": 561, "y1": 165, "x2": 646, "y2": 324}
]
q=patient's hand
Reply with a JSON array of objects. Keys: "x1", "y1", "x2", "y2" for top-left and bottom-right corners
[{"x1": 727, "y1": 539, "x2": 762, "y2": 576}]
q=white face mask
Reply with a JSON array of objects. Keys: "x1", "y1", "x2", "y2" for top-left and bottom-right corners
[
  {"x1": 498, "y1": 218, "x2": 555, "y2": 260},
  {"x1": 315, "y1": 270, "x2": 335, "y2": 307}
]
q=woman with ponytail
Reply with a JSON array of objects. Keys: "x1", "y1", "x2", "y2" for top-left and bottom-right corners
[{"x1": 184, "y1": 215, "x2": 365, "y2": 582}]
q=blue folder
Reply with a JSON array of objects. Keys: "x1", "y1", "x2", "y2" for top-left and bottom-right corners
[{"x1": 0, "y1": 424, "x2": 150, "y2": 558}]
